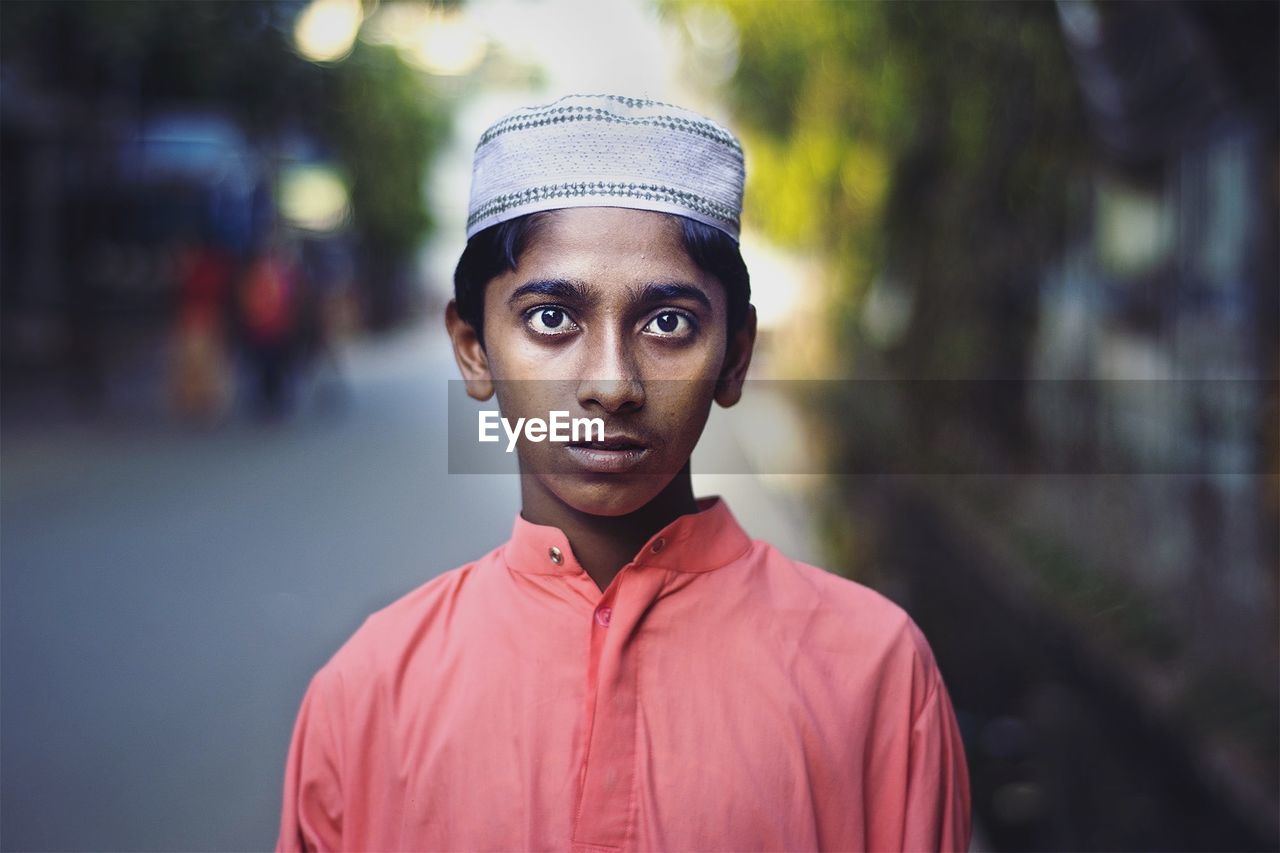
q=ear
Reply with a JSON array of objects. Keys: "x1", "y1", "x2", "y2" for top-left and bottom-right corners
[
  {"x1": 444, "y1": 299, "x2": 494, "y2": 401},
  {"x1": 715, "y1": 304, "x2": 757, "y2": 408}
]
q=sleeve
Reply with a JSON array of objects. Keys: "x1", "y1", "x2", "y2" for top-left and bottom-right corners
[
  {"x1": 901, "y1": 671, "x2": 973, "y2": 852},
  {"x1": 276, "y1": 667, "x2": 344, "y2": 853}
]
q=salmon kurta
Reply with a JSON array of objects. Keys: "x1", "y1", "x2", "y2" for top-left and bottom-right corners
[{"x1": 276, "y1": 496, "x2": 972, "y2": 852}]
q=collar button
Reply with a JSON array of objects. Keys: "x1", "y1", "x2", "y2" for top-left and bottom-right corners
[
  {"x1": 548, "y1": 546, "x2": 563, "y2": 565},
  {"x1": 651, "y1": 537, "x2": 666, "y2": 554}
]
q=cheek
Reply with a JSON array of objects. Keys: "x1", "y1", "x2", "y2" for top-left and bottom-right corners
[
  {"x1": 638, "y1": 332, "x2": 729, "y2": 382},
  {"x1": 480, "y1": 293, "x2": 541, "y2": 378},
  {"x1": 492, "y1": 380, "x2": 541, "y2": 423},
  {"x1": 652, "y1": 381, "x2": 717, "y2": 446},
  {"x1": 480, "y1": 324, "x2": 547, "y2": 382}
]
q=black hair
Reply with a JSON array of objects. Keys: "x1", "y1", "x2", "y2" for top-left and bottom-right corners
[{"x1": 452, "y1": 210, "x2": 751, "y2": 348}]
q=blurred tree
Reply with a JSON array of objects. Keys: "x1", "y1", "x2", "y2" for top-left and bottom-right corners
[
  {"x1": 670, "y1": 0, "x2": 1087, "y2": 460},
  {"x1": 877, "y1": 1, "x2": 1086, "y2": 459},
  {"x1": 1, "y1": 0, "x2": 452, "y2": 330},
  {"x1": 320, "y1": 41, "x2": 451, "y2": 329},
  {"x1": 676, "y1": 4, "x2": 1280, "y2": 847}
]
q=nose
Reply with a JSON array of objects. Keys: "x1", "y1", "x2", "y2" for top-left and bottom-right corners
[{"x1": 576, "y1": 326, "x2": 645, "y2": 414}]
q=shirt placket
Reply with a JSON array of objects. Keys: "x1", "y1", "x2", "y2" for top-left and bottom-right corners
[{"x1": 570, "y1": 557, "x2": 665, "y2": 852}]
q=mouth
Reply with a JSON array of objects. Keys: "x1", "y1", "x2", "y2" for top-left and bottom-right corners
[
  {"x1": 568, "y1": 436, "x2": 648, "y2": 451},
  {"x1": 564, "y1": 435, "x2": 651, "y2": 472}
]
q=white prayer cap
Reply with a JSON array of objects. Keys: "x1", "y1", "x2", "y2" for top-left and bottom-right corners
[{"x1": 465, "y1": 94, "x2": 746, "y2": 242}]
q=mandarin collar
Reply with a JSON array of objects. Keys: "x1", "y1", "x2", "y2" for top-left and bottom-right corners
[{"x1": 504, "y1": 496, "x2": 752, "y2": 577}]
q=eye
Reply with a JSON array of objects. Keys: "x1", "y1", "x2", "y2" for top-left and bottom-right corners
[
  {"x1": 524, "y1": 305, "x2": 579, "y2": 337},
  {"x1": 642, "y1": 310, "x2": 696, "y2": 339}
]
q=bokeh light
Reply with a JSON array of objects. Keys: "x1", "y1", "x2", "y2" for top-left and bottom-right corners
[{"x1": 293, "y1": 0, "x2": 363, "y2": 63}]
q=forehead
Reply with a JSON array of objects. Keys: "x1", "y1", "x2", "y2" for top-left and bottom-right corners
[{"x1": 509, "y1": 208, "x2": 704, "y2": 282}]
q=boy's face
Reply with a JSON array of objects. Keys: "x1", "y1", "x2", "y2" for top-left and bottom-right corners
[{"x1": 446, "y1": 207, "x2": 756, "y2": 517}]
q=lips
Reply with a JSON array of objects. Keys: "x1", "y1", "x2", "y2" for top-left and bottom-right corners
[
  {"x1": 564, "y1": 434, "x2": 651, "y2": 473},
  {"x1": 568, "y1": 435, "x2": 647, "y2": 451}
]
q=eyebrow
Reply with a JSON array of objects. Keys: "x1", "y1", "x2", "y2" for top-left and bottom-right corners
[
  {"x1": 633, "y1": 281, "x2": 713, "y2": 312},
  {"x1": 507, "y1": 278, "x2": 599, "y2": 306},
  {"x1": 506, "y1": 278, "x2": 713, "y2": 312}
]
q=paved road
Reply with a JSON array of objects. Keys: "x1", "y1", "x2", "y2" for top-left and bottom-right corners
[{"x1": 1, "y1": 318, "x2": 824, "y2": 850}]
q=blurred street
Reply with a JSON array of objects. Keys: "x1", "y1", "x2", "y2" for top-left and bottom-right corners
[
  {"x1": 0, "y1": 317, "x2": 825, "y2": 850},
  {"x1": 2, "y1": 318, "x2": 493, "y2": 848}
]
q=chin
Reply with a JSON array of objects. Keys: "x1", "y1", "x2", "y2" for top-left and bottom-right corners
[{"x1": 544, "y1": 473, "x2": 677, "y2": 517}]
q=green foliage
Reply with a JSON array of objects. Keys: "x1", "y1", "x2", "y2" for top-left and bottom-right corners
[
  {"x1": 321, "y1": 41, "x2": 452, "y2": 257},
  {"x1": 670, "y1": 0, "x2": 1087, "y2": 390}
]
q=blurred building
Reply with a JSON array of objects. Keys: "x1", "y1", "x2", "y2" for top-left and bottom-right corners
[{"x1": 1030, "y1": 0, "x2": 1277, "y2": 674}]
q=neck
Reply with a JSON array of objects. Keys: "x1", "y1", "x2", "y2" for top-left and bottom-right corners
[{"x1": 519, "y1": 466, "x2": 700, "y2": 592}]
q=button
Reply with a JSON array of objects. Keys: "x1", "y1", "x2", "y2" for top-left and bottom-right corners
[
  {"x1": 548, "y1": 546, "x2": 563, "y2": 565},
  {"x1": 651, "y1": 537, "x2": 665, "y2": 553},
  {"x1": 595, "y1": 606, "x2": 612, "y2": 627}
]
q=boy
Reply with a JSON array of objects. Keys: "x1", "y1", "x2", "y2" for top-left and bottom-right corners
[{"x1": 277, "y1": 94, "x2": 972, "y2": 852}]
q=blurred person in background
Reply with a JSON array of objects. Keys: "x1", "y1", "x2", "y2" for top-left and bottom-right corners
[
  {"x1": 295, "y1": 237, "x2": 359, "y2": 416},
  {"x1": 276, "y1": 94, "x2": 971, "y2": 852},
  {"x1": 237, "y1": 230, "x2": 304, "y2": 420},
  {"x1": 169, "y1": 231, "x2": 236, "y2": 425}
]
